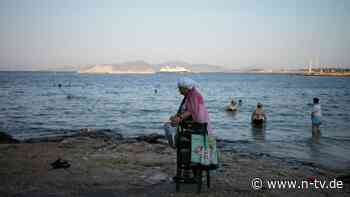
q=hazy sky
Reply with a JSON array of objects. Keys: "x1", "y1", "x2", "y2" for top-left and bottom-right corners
[{"x1": 0, "y1": 0, "x2": 349, "y2": 70}]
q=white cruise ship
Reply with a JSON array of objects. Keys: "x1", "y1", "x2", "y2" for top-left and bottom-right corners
[{"x1": 159, "y1": 66, "x2": 190, "y2": 73}]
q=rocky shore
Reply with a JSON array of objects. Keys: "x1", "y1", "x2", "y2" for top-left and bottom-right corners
[{"x1": 0, "y1": 130, "x2": 349, "y2": 197}]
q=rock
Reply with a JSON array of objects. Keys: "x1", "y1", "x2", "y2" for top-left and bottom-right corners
[
  {"x1": 24, "y1": 136, "x2": 65, "y2": 143},
  {"x1": 111, "y1": 132, "x2": 123, "y2": 141},
  {"x1": 136, "y1": 133, "x2": 165, "y2": 144},
  {"x1": 142, "y1": 169, "x2": 169, "y2": 185},
  {"x1": 0, "y1": 132, "x2": 19, "y2": 144},
  {"x1": 59, "y1": 138, "x2": 75, "y2": 148},
  {"x1": 80, "y1": 128, "x2": 96, "y2": 133},
  {"x1": 122, "y1": 138, "x2": 138, "y2": 144},
  {"x1": 79, "y1": 128, "x2": 123, "y2": 141}
]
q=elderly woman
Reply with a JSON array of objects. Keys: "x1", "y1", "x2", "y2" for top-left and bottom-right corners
[{"x1": 164, "y1": 77, "x2": 213, "y2": 148}]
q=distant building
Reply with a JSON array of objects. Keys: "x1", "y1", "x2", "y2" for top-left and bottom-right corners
[{"x1": 308, "y1": 60, "x2": 313, "y2": 73}]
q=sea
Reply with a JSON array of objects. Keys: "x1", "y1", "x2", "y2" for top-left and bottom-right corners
[{"x1": 0, "y1": 71, "x2": 349, "y2": 170}]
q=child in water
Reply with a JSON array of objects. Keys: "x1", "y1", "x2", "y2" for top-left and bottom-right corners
[{"x1": 311, "y1": 97, "x2": 322, "y2": 132}]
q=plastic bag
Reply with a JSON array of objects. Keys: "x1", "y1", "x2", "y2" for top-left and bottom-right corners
[{"x1": 191, "y1": 134, "x2": 219, "y2": 169}]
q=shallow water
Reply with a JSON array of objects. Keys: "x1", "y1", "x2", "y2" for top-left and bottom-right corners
[{"x1": 0, "y1": 71, "x2": 350, "y2": 170}]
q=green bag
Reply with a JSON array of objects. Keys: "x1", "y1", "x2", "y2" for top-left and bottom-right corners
[{"x1": 191, "y1": 134, "x2": 219, "y2": 168}]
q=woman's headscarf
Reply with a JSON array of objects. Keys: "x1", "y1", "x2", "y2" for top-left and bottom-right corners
[{"x1": 177, "y1": 77, "x2": 196, "y2": 89}]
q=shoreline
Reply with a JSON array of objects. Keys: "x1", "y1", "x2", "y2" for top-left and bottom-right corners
[
  {"x1": 4, "y1": 129, "x2": 350, "y2": 172},
  {"x1": 11, "y1": 129, "x2": 350, "y2": 173},
  {"x1": 0, "y1": 130, "x2": 349, "y2": 196}
]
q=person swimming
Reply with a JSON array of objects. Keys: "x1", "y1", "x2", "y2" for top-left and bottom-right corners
[
  {"x1": 226, "y1": 98, "x2": 237, "y2": 111},
  {"x1": 251, "y1": 102, "x2": 266, "y2": 126}
]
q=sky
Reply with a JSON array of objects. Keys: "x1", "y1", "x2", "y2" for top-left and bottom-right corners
[{"x1": 0, "y1": 0, "x2": 349, "y2": 70}]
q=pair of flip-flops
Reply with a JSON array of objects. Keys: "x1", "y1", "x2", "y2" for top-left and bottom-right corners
[{"x1": 50, "y1": 158, "x2": 71, "y2": 169}]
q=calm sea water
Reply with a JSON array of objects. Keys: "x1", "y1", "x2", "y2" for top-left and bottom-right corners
[{"x1": 1, "y1": 71, "x2": 350, "y2": 170}]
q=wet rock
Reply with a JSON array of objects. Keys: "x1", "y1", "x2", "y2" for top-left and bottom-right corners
[
  {"x1": 122, "y1": 138, "x2": 138, "y2": 144},
  {"x1": 79, "y1": 128, "x2": 123, "y2": 141},
  {"x1": 136, "y1": 133, "x2": 165, "y2": 144},
  {"x1": 24, "y1": 136, "x2": 66, "y2": 143},
  {"x1": 23, "y1": 129, "x2": 123, "y2": 144},
  {"x1": 112, "y1": 133, "x2": 123, "y2": 140},
  {"x1": 0, "y1": 132, "x2": 19, "y2": 144}
]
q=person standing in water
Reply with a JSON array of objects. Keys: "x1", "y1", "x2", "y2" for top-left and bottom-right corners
[
  {"x1": 311, "y1": 97, "x2": 322, "y2": 132},
  {"x1": 251, "y1": 102, "x2": 266, "y2": 126}
]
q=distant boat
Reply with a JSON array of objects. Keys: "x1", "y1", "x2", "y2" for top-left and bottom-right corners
[{"x1": 159, "y1": 66, "x2": 190, "y2": 73}]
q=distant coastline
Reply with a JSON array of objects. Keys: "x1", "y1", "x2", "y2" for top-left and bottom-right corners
[
  {"x1": 2, "y1": 70, "x2": 350, "y2": 77},
  {"x1": 303, "y1": 72, "x2": 350, "y2": 77},
  {"x1": 1, "y1": 62, "x2": 350, "y2": 77}
]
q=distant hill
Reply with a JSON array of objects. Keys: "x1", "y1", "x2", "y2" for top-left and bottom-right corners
[
  {"x1": 189, "y1": 64, "x2": 231, "y2": 73},
  {"x1": 77, "y1": 60, "x2": 234, "y2": 73},
  {"x1": 155, "y1": 60, "x2": 231, "y2": 73},
  {"x1": 79, "y1": 61, "x2": 155, "y2": 74}
]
